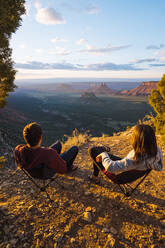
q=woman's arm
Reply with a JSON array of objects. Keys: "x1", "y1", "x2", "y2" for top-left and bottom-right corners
[{"x1": 97, "y1": 152, "x2": 135, "y2": 173}]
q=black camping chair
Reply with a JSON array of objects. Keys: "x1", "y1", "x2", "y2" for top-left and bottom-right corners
[
  {"x1": 103, "y1": 168, "x2": 152, "y2": 197},
  {"x1": 20, "y1": 163, "x2": 64, "y2": 202},
  {"x1": 90, "y1": 149, "x2": 152, "y2": 197}
]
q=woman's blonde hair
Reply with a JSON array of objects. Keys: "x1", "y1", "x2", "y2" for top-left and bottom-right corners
[{"x1": 132, "y1": 124, "x2": 157, "y2": 162}]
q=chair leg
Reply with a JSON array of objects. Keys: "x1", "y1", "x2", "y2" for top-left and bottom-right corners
[{"x1": 44, "y1": 188, "x2": 54, "y2": 203}]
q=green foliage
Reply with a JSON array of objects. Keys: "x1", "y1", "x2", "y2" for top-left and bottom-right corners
[
  {"x1": 0, "y1": 156, "x2": 6, "y2": 168},
  {"x1": 149, "y1": 74, "x2": 165, "y2": 136},
  {"x1": 0, "y1": 0, "x2": 25, "y2": 108}
]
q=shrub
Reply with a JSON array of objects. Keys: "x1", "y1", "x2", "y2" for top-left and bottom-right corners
[
  {"x1": 62, "y1": 128, "x2": 91, "y2": 152},
  {"x1": 149, "y1": 74, "x2": 165, "y2": 143}
]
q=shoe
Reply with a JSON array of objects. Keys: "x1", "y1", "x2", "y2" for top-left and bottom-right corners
[
  {"x1": 88, "y1": 175, "x2": 100, "y2": 185},
  {"x1": 102, "y1": 145, "x2": 111, "y2": 152},
  {"x1": 97, "y1": 144, "x2": 111, "y2": 152},
  {"x1": 68, "y1": 165, "x2": 78, "y2": 172}
]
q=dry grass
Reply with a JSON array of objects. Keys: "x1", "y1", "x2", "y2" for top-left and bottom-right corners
[{"x1": 62, "y1": 128, "x2": 91, "y2": 152}]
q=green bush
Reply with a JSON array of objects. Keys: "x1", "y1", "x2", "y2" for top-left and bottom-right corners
[
  {"x1": 149, "y1": 74, "x2": 165, "y2": 141},
  {"x1": 0, "y1": 156, "x2": 6, "y2": 168}
]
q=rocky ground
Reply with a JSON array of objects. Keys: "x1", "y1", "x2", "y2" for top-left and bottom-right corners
[{"x1": 0, "y1": 128, "x2": 165, "y2": 248}]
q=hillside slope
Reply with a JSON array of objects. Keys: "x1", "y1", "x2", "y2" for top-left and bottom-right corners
[{"x1": 0, "y1": 128, "x2": 165, "y2": 248}]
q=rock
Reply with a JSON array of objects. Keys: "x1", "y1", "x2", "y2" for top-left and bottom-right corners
[
  {"x1": 109, "y1": 227, "x2": 117, "y2": 235},
  {"x1": 85, "y1": 207, "x2": 92, "y2": 212},
  {"x1": 83, "y1": 211, "x2": 92, "y2": 222},
  {"x1": 102, "y1": 228, "x2": 110, "y2": 233},
  {"x1": 70, "y1": 238, "x2": 76, "y2": 243},
  {"x1": 84, "y1": 191, "x2": 91, "y2": 196},
  {"x1": 104, "y1": 234, "x2": 116, "y2": 247},
  {"x1": 10, "y1": 239, "x2": 18, "y2": 245},
  {"x1": 160, "y1": 219, "x2": 165, "y2": 227},
  {"x1": 56, "y1": 235, "x2": 64, "y2": 243}
]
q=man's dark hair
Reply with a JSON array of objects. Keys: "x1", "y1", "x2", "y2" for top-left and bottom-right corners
[{"x1": 23, "y1": 122, "x2": 42, "y2": 147}]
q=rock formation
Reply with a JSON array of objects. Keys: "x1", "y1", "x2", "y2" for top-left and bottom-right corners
[
  {"x1": 86, "y1": 82, "x2": 119, "y2": 95},
  {"x1": 121, "y1": 81, "x2": 158, "y2": 96},
  {"x1": 80, "y1": 92, "x2": 101, "y2": 104}
]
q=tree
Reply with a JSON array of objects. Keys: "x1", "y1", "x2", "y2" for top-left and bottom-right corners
[
  {"x1": 149, "y1": 74, "x2": 165, "y2": 139},
  {"x1": 0, "y1": 0, "x2": 25, "y2": 108}
]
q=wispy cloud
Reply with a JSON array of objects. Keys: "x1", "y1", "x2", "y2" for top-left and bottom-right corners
[
  {"x1": 76, "y1": 39, "x2": 88, "y2": 45},
  {"x1": 84, "y1": 62, "x2": 143, "y2": 71},
  {"x1": 51, "y1": 38, "x2": 68, "y2": 43},
  {"x1": 49, "y1": 47, "x2": 71, "y2": 56},
  {"x1": 85, "y1": 4, "x2": 99, "y2": 14},
  {"x1": 131, "y1": 58, "x2": 156, "y2": 64},
  {"x1": 20, "y1": 44, "x2": 26, "y2": 49},
  {"x1": 15, "y1": 61, "x2": 143, "y2": 71},
  {"x1": 35, "y1": 48, "x2": 44, "y2": 54},
  {"x1": 79, "y1": 44, "x2": 132, "y2": 55},
  {"x1": 35, "y1": 0, "x2": 65, "y2": 25},
  {"x1": 61, "y1": 2, "x2": 99, "y2": 15},
  {"x1": 146, "y1": 44, "x2": 164, "y2": 50},
  {"x1": 150, "y1": 63, "x2": 165, "y2": 67}
]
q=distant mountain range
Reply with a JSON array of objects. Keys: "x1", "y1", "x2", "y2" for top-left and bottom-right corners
[
  {"x1": 16, "y1": 80, "x2": 159, "y2": 96},
  {"x1": 84, "y1": 81, "x2": 158, "y2": 96}
]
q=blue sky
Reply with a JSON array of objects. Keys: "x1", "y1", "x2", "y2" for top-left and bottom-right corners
[{"x1": 11, "y1": 0, "x2": 165, "y2": 80}]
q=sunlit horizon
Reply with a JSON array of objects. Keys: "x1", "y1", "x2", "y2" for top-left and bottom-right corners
[{"x1": 11, "y1": 0, "x2": 165, "y2": 81}]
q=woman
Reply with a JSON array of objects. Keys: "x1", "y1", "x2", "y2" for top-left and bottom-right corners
[{"x1": 88, "y1": 124, "x2": 163, "y2": 184}]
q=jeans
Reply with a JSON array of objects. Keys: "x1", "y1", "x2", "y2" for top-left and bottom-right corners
[
  {"x1": 88, "y1": 146, "x2": 122, "y2": 177},
  {"x1": 50, "y1": 141, "x2": 78, "y2": 170}
]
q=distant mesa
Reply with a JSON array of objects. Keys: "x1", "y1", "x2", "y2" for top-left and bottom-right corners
[
  {"x1": 86, "y1": 82, "x2": 119, "y2": 95},
  {"x1": 55, "y1": 83, "x2": 77, "y2": 93},
  {"x1": 80, "y1": 92, "x2": 101, "y2": 104},
  {"x1": 120, "y1": 81, "x2": 158, "y2": 96}
]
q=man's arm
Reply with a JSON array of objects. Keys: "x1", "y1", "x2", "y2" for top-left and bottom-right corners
[{"x1": 47, "y1": 149, "x2": 67, "y2": 174}]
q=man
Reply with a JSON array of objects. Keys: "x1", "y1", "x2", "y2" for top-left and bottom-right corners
[{"x1": 14, "y1": 122, "x2": 78, "y2": 175}]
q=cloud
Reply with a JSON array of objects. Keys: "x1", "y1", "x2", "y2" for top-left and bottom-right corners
[
  {"x1": 49, "y1": 47, "x2": 71, "y2": 56},
  {"x1": 35, "y1": 48, "x2": 44, "y2": 54},
  {"x1": 153, "y1": 50, "x2": 165, "y2": 62},
  {"x1": 131, "y1": 58, "x2": 156, "y2": 64},
  {"x1": 79, "y1": 44, "x2": 132, "y2": 55},
  {"x1": 61, "y1": 2, "x2": 99, "y2": 15},
  {"x1": 15, "y1": 61, "x2": 76, "y2": 70},
  {"x1": 85, "y1": 4, "x2": 99, "y2": 14},
  {"x1": 76, "y1": 39, "x2": 88, "y2": 45},
  {"x1": 35, "y1": 1, "x2": 65, "y2": 25},
  {"x1": 51, "y1": 38, "x2": 68, "y2": 43},
  {"x1": 34, "y1": 0, "x2": 41, "y2": 9},
  {"x1": 146, "y1": 44, "x2": 164, "y2": 50},
  {"x1": 84, "y1": 63, "x2": 143, "y2": 71},
  {"x1": 150, "y1": 63, "x2": 165, "y2": 67},
  {"x1": 15, "y1": 61, "x2": 143, "y2": 71},
  {"x1": 20, "y1": 44, "x2": 26, "y2": 49}
]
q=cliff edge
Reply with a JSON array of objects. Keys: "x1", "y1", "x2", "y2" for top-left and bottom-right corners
[{"x1": 0, "y1": 128, "x2": 165, "y2": 247}]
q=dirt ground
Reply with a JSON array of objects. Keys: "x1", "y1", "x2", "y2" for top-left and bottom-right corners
[{"x1": 0, "y1": 129, "x2": 165, "y2": 248}]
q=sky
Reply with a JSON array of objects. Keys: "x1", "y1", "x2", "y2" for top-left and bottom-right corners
[{"x1": 11, "y1": 0, "x2": 165, "y2": 81}]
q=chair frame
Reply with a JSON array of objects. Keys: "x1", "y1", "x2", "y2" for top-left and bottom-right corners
[
  {"x1": 91, "y1": 157, "x2": 152, "y2": 197},
  {"x1": 20, "y1": 165, "x2": 64, "y2": 203},
  {"x1": 117, "y1": 169, "x2": 151, "y2": 197}
]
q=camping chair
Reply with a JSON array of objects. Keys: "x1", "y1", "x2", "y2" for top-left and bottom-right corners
[
  {"x1": 89, "y1": 149, "x2": 152, "y2": 197},
  {"x1": 19, "y1": 163, "x2": 64, "y2": 203},
  {"x1": 103, "y1": 168, "x2": 152, "y2": 197}
]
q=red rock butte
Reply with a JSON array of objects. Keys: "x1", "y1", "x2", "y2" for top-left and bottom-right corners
[{"x1": 121, "y1": 81, "x2": 158, "y2": 96}]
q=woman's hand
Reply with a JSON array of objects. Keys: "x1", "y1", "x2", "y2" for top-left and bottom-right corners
[{"x1": 96, "y1": 155, "x2": 102, "y2": 163}]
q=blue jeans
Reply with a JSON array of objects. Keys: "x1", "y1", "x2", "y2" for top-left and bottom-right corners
[{"x1": 50, "y1": 141, "x2": 79, "y2": 170}]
